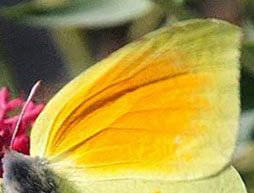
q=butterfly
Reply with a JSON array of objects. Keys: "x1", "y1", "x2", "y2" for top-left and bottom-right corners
[{"x1": 1, "y1": 19, "x2": 244, "y2": 193}]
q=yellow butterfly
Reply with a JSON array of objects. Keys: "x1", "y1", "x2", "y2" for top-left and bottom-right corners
[{"x1": 1, "y1": 19, "x2": 246, "y2": 193}]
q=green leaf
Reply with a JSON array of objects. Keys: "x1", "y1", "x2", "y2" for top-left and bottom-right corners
[
  {"x1": 152, "y1": 0, "x2": 184, "y2": 10},
  {"x1": 2, "y1": 0, "x2": 153, "y2": 28},
  {"x1": 52, "y1": 28, "x2": 94, "y2": 77}
]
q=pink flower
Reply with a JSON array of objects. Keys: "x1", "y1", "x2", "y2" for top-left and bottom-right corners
[{"x1": 0, "y1": 87, "x2": 44, "y2": 176}]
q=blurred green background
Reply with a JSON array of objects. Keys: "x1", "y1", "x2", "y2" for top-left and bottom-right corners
[{"x1": 0, "y1": 0, "x2": 253, "y2": 192}]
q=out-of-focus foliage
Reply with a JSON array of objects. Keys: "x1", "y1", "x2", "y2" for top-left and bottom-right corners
[
  {"x1": 2, "y1": 0, "x2": 153, "y2": 28},
  {"x1": 0, "y1": 49, "x2": 16, "y2": 94},
  {"x1": 243, "y1": 1, "x2": 254, "y2": 74},
  {"x1": 242, "y1": 42, "x2": 254, "y2": 73},
  {"x1": 245, "y1": 0, "x2": 254, "y2": 22}
]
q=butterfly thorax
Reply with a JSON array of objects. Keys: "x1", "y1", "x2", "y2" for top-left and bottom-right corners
[{"x1": 2, "y1": 150, "x2": 58, "y2": 193}]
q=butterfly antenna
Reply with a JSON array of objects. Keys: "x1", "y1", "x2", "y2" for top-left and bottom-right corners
[{"x1": 10, "y1": 81, "x2": 42, "y2": 148}]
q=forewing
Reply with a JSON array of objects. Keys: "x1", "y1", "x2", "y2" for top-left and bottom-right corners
[{"x1": 31, "y1": 19, "x2": 241, "y2": 181}]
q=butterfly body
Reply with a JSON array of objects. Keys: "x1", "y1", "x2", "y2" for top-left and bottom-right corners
[{"x1": 2, "y1": 150, "x2": 57, "y2": 193}]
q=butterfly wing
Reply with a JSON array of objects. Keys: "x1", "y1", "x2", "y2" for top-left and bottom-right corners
[
  {"x1": 56, "y1": 166, "x2": 246, "y2": 193},
  {"x1": 31, "y1": 19, "x2": 241, "y2": 182},
  {"x1": 0, "y1": 167, "x2": 246, "y2": 193}
]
